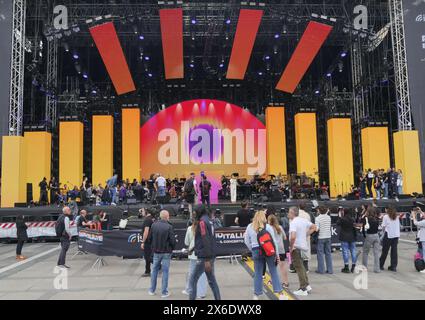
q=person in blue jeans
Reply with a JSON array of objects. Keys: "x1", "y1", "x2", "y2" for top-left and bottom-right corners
[
  {"x1": 314, "y1": 207, "x2": 333, "y2": 274},
  {"x1": 188, "y1": 205, "x2": 221, "y2": 301},
  {"x1": 147, "y1": 210, "x2": 176, "y2": 298},
  {"x1": 337, "y1": 208, "x2": 358, "y2": 273},
  {"x1": 412, "y1": 208, "x2": 425, "y2": 267},
  {"x1": 244, "y1": 211, "x2": 287, "y2": 300}
]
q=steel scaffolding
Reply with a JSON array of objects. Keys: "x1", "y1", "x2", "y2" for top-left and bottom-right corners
[
  {"x1": 8, "y1": 0, "x2": 26, "y2": 136},
  {"x1": 45, "y1": 39, "x2": 58, "y2": 128},
  {"x1": 389, "y1": 0, "x2": 412, "y2": 131}
]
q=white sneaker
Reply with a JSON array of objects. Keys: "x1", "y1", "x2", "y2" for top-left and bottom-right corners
[
  {"x1": 306, "y1": 285, "x2": 312, "y2": 293},
  {"x1": 161, "y1": 292, "x2": 171, "y2": 298},
  {"x1": 279, "y1": 293, "x2": 289, "y2": 300},
  {"x1": 420, "y1": 270, "x2": 425, "y2": 274},
  {"x1": 181, "y1": 290, "x2": 189, "y2": 296},
  {"x1": 148, "y1": 290, "x2": 155, "y2": 296},
  {"x1": 293, "y1": 289, "x2": 308, "y2": 296},
  {"x1": 253, "y1": 294, "x2": 260, "y2": 300}
]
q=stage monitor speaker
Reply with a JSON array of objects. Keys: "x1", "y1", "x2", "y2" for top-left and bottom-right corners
[
  {"x1": 320, "y1": 195, "x2": 330, "y2": 201},
  {"x1": 223, "y1": 213, "x2": 237, "y2": 227},
  {"x1": 26, "y1": 183, "x2": 33, "y2": 204},
  {"x1": 126, "y1": 198, "x2": 137, "y2": 205},
  {"x1": 398, "y1": 194, "x2": 413, "y2": 200},
  {"x1": 345, "y1": 194, "x2": 358, "y2": 201}
]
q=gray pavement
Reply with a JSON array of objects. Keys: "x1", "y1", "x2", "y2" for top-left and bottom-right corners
[{"x1": 0, "y1": 234, "x2": 424, "y2": 300}]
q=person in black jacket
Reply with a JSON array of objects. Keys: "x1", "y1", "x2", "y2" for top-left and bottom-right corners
[
  {"x1": 361, "y1": 207, "x2": 382, "y2": 273},
  {"x1": 337, "y1": 208, "x2": 358, "y2": 273},
  {"x1": 16, "y1": 215, "x2": 28, "y2": 260},
  {"x1": 147, "y1": 210, "x2": 176, "y2": 298},
  {"x1": 188, "y1": 205, "x2": 221, "y2": 301}
]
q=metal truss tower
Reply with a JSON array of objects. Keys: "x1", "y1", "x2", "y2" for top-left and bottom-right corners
[
  {"x1": 389, "y1": 0, "x2": 412, "y2": 131},
  {"x1": 45, "y1": 39, "x2": 58, "y2": 128},
  {"x1": 351, "y1": 41, "x2": 365, "y2": 125},
  {"x1": 8, "y1": 0, "x2": 26, "y2": 136}
]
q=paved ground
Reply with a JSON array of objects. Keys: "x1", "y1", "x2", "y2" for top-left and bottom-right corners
[{"x1": 0, "y1": 234, "x2": 423, "y2": 300}]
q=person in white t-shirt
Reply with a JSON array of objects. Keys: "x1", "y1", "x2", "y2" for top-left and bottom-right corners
[
  {"x1": 379, "y1": 207, "x2": 400, "y2": 272},
  {"x1": 155, "y1": 174, "x2": 167, "y2": 197},
  {"x1": 288, "y1": 206, "x2": 317, "y2": 297}
]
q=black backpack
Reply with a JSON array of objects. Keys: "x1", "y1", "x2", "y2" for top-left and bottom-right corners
[
  {"x1": 184, "y1": 179, "x2": 195, "y2": 195},
  {"x1": 55, "y1": 214, "x2": 66, "y2": 237}
]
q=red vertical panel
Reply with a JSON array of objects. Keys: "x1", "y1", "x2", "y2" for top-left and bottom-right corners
[
  {"x1": 276, "y1": 21, "x2": 333, "y2": 94},
  {"x1": 160, "y1": 8, "x2": 184, "y2": 79},
  {"x1": 227, "y1": 9, "x2": 263, "y2": 80},
  {"x1": 89, "y1": 22, "x2": 136, "y2": 95}
]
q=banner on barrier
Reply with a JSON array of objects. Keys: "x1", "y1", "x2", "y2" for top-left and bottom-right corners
[{"x1": 0, "y1": 222, "x2": 78, "y2": 239}]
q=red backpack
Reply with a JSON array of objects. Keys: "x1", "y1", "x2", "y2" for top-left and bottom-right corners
[{"x1": 257, "y1": 227, "x2": 276, "y2": 257}]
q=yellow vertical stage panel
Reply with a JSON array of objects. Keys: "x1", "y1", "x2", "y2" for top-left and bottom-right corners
[
  {"x1": 361, "y1": 127, "x2": 390, "y2": 171},
  {"x1": 1, "y1": 136, "x2": 26, "y2": 208},
  {"x1": 294, "y1": 113, "x2": 319, "y2": 179},
  {"x1": 24, "y1": 132, "x2": 52, "y2": 202},
  {"x1": 92, "y1": 116, "x2": 114, "y2": 187},
  {"x1": 59, "y1": 122, "x2": 84, "y2": 189},
  {"x1": 122, "y1": 109, "x2": 141, "y2": 181},
  {"x1": 393, "y1": 131, "x2": 423, "y2": 194},
  {"x1": 266, "y1": 107, "x2": 287, "y2": 176},
  {"x1": 327, "y1": 118, "x2": 354, "y2": 197}
]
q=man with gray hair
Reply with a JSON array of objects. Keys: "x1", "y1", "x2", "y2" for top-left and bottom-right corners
[
  {"x1": 148, "y1": 210, "x2": 176, "y2": 298},
  {"x1": 56, "y1": 206, "x2": 72, "y2": 268},
  {"x1": 288, "y1": 206, "x2": 317, "y2": 296}
]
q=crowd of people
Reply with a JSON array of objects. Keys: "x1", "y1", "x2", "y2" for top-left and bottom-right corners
[
  {"x1": 42, "y1": 199, "x2": 424, "y2": 300},
  {"x1": 355, "y1": 168, "x2": 404, "y2": 200}
]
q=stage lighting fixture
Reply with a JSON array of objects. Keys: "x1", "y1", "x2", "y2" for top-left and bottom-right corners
[
  {"x1": 264, "y1": 55, "x2": 270, "y2": 60},
  {"x1": 274, "y1": 33, "x2": 280, "y2": 39},
  {"x1": 338, "y1": 61, "x2": 344, "y2": 73},
  {"x1": 132, "y1": 25, "x2": 138, "y2": 34},
  {"x1": 225, "y1": 32, "x2": 229, "y2": 40},
  {"x1": 73, "y1": 52, "x2": 79, "y2": 60},
  {"x1": 226, "y1": 19, "x2": 231, "y2": 25},
  {"x1": 144, "y1": 56, "x2": 150, "y2": 61},
  {"x1": 340, "y1": 52, "x2": 347, "y2": 58},
  {"x1": 258, "y1": 71, "x2": 263, "y2": 76},
  {"x1": 219, "y1": 63, "x2": 224, "y2": 68},
  {"x1": 82, "y1": 73, "x2": 88, "y2": 79},
  {"x1": 326, "y1": 72, "x2": 332, "y2": 77},
  {"x1": 71, "y1": 24, "x2": 80, "y2": 33},
  {"x1": 139, "y1": 35, "x2": 145, "y2": 40},
  {"x1": 189, "y1": 63, "x2": 195, "y2": 68},
  {"x1": 273, "y1": 45, "x2": 278, "y2": 55},
  {"x1": 191, "y1": 18, "x2": 197, "y2": 25},
  {"x1": 148, "y1": 73, "x2": 153, "y2": 77},
  {"x1": 315, "y1": 90, "x2": 320, "y2": 94},
  {"x1": 74, "y1": 62, "x2": 82, "y2": 74}
]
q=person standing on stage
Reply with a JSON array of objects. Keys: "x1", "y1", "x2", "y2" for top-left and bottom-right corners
[
  {"x1": 140, "y1": 207, "x2": 155, "y2": 277},
  {"x1": 366, "y1": 169, "x2": 374, "y2": 199},
  {"x1": 155, "y1": 173, "x2": 167, "y2": 198},
  {"x1": 148, "y1": 210, "x2": 176, "y2": 298},
  {"x1": 200, "y1": 175, "x2": 212, "y2": 208},
  {"x1": 49, "y1": 177, "x2": 58, "y2": 205},
  {"x1": 56, "y1": 206, "x2": 72, "y2": 269},
  {"x1": 39, "y1": 177, "x2": 49, "y2": 205},
  {"x1": 184, "y1": 173, "x2": 197, "y2": 215},
  {"x1": 230, "y1": 174, "x2": 238, "y2": 203},
  {"x1": 188, "y1": 205, "x2": 221, "y2": 301},
  {"x1": 235, "y1": 201, "x2": 252, "y2": 227},
  {"x1": 16, "y1": 215, "x2": 28, "y2": 261},
  {"x1": 106, "y1": 174, "x2": 118, "y2": 205}
]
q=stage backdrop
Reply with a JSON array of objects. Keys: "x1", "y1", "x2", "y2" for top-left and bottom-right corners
[{"x1": 140, "y1": 100, "x2": 266, "y2": 203}]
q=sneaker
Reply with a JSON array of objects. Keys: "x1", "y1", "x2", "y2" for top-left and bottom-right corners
[
  {"x1": 148, "y1": 290, "x2": 155, "y2": 296},
  {"x1": 306, "y1": 285, "x2": 312, "y2": 293},
  {"x1": 56, "y1": 265, "x2": 68, "y2": 269},
  {"x1": 420, "y1": 270, "x2": 425, "y2": 274},
  {"x1": 197, "y1": 296, "x2": 206, "y2": 300},
  {"x1": 161, "y1": 292, "x2": 171, "y2": 299},
  {"x1": 253, "y1": 295, "x2": 260, "y2": 300},
  {"x1": 278, "y1": 293, "x2": 289, "y2": 300},
  {"x1": 289, "y1": 269, "x2": 296, "y2": 273},
  {"x1": 141, "y1": 273, "x2": 151, "y2": 278},
  {"x1": 181, "y1": 290, "x2": 189, "y2": 296},
  {"x1": 293, "y1": 289, "x2": 308, "y2": 296},
  {"x1": 63, "y1": 265, "x2": 71, "y2": 269}
]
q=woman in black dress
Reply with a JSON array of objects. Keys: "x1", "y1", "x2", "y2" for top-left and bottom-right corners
[{"x1": 16, "y1": 215, "x2": 28, "y2": 260}]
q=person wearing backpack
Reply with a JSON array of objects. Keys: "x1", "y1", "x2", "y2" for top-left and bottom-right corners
[
  {"x1": 184, "y1": 173, "x2": 197, "y2": 215},
  {"x1": 199, "y1": 175, "x2": 212, "y2": 208},
  {"x1": 244, "y1": 210, "x2": 287, "y2": 300},
  {"x1": 56, "y1": 206, "x2": 73, "y2": 269}
]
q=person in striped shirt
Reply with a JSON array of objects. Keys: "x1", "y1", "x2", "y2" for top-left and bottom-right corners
[{"x1": 314, "y1": 207, "x2": 333, "y2": 274}]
